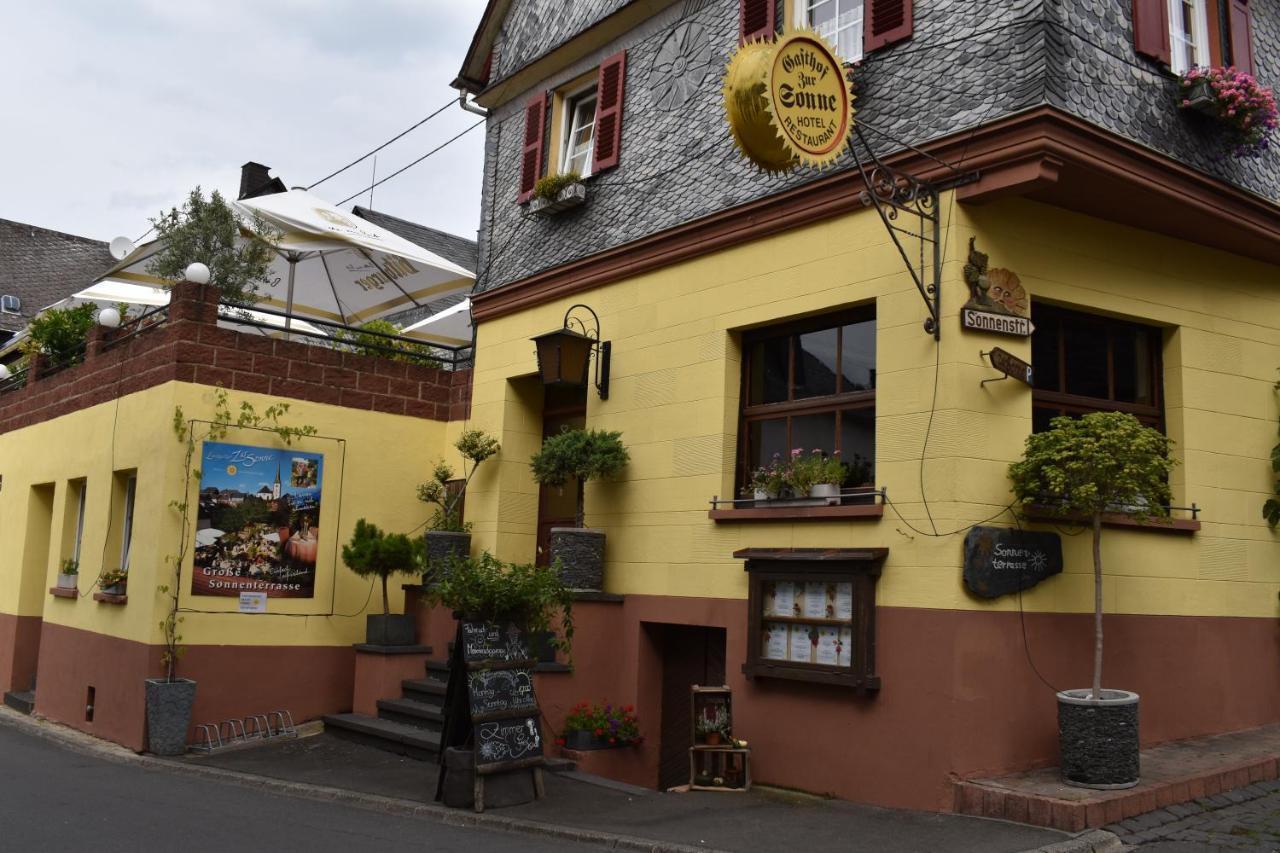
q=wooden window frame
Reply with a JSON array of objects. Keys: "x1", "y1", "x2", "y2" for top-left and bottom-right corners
[
  {"x1": 738, "y1": 307, "x2": 876, "y2": 493},
  {"x1": 740, "y1": 549, "x2": 885, "y2": 692},
  {"x1": 1168, "y1": 0, "x2": 1212, "y2": 74},
  {"x1": 1031, "y1": 303, "x2": 1165, "y2": 432}
]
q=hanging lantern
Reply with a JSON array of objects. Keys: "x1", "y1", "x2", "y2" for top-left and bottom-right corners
[{"x1": 531, "y1": 304, "x2": 611, "y2": 399}]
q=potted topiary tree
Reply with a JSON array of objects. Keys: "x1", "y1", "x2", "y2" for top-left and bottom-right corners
[
  {"x1": 417, "y1": 429, "x2": 500, "y2": 582},
  {"x1": 530, "y1": 428, "x2": 629, "y2": 591},
  {"x1": 1008, "y1": 411, "x2": 1176, "y2": 789},
  {"x1": 342, "y1": 519, "x2": 422, "y2": 646}
]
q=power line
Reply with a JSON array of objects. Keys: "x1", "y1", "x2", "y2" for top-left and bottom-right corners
[
  {"x1": 336, "y1": 119, "x2": 485, "y2": 206},
  {"x1": 307, "y1": 97, "x2": 457, "y2": 190}
]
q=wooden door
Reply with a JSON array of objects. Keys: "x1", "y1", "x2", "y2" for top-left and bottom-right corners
[
  {"x1": 535, "y1": 386, "x2": 586, "y2": 566},
  {"x1": 657, "y1": 625, "x2": 727, "y2": 791}
]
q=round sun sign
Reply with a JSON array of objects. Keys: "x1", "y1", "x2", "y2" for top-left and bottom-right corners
[{"x1": 724, "y1": 30, "x2": 854, "y2": 172}]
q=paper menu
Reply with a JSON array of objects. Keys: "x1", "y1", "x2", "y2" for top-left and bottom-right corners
[
  {"x1": 762, "y1": 623, "x2": 789, "y2": 660},
  {"x1": 789, "y1": 625, "x2": 813, "y2": 663},
  {"x1": 815, "y1": 626, "x2": 840, "y2": 666},
  {"x1": 770, "y1": 581, "x2": 797, "y2": 617},
  {"x1": 802, "y1": 583, "x2": 826, "y2": 618},
  {"x1": 834, "y1": 583, "x2": 853, "y2": 621},
  {"x1": 838, "y1": 626, "x2": 852, "y2": 668}
]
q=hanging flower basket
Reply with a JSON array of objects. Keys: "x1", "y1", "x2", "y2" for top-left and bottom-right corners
[{"x1": 1178, "y1": 67, "x2": 1278, "y2": 158}]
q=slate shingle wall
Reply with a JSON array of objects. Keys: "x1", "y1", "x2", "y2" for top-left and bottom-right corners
[
  {"x1": 0, "y1": 220, "x2": 114, "y2": 333},
  {"x1": 475, "y1": 0, "x2": 1279, "y2": 294}
]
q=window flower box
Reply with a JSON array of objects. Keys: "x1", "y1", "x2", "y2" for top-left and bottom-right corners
[
  {"x1": 528, "y1": 181, "x2": 587, "y2": 217},
  {"x1": 1177, "y1": 67, "x2": 1278, "y2": 158},
  {"x1": 1180, "y1": 77, "x2": 1218, "y2": 117}
]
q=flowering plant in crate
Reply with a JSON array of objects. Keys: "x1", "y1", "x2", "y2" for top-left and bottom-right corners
[
  {"x1": 557, "y1": 700, "x2": 642, "y2": 749},
  {"x1": 1179, "y1": 66, "x2": 1278, "y2": 158},
  {"x1": 744, "y1": 453, "x2": 788, "y2": 499}
]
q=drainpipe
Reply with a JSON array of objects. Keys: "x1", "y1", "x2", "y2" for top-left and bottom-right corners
[{"x1": 458, "y1": 90, "x2": 488, "y2": 117}]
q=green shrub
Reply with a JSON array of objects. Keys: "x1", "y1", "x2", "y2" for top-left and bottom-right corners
[
  {"x1": 21, "y1": 304, "x2": 97, "y2": 366},
  {"x1": 530, "y1": 428, "x2": 628, "y2": 528},
  {"x1": 426, "y1": 552, "x2": 573, "y2": 656},
  {"x1": 340, "y1": 319, "x2": 441, "y2": 367},
  {"x1": 417, "y1": 429, "x2": 501, "y2": 532},
  {"x1": 533, "y1": 171, "x2": 582, "y2": 202},
  {"x1": 342, "y1": 519, "x2": 422, "y2": 616}
]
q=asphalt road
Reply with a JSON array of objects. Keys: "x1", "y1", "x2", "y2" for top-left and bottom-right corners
[{"x1": 0, "y1": 724, "x2": 596, "y2": 853}]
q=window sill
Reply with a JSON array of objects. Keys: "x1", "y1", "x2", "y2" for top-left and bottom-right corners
[
  {"x1": 710, "y1": 504, "x2": 883, "y2": 523},
  {"x1": 49, "y1": 587, "x2": 77, "y2": 599},
  {"x1": 92, "y1": 592, "x2": 128, "y2": 605},
  {"x1": 742, "y1": 661, "x2": 880, "y2": 693},
  {"x1": 1023, "y1": 507, "x2": 1200, "y2": 534}
]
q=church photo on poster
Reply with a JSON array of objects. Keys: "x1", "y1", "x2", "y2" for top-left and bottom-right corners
[{"x1": 192, "y1": 441, "x2": 325, "y2": 598}]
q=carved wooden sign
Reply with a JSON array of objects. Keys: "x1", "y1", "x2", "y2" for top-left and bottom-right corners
[
  {"x1": 961, "y1": 238, "x2": 1035, "y2": 337},
  {"x1": 987, "y1": 347, "x2": 1034, "y2": 386}
]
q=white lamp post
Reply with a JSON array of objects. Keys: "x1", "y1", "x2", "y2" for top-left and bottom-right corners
[{"x1": 97, "y1": 307, "x2": 122, "y2": 329}]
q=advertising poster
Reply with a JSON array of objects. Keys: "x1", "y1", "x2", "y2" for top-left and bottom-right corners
[{"x1": 192, "y1": 441, "x2": 324, "y2": 598}]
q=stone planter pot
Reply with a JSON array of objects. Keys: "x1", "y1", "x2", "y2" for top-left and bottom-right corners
[
  {"x1": 366, "y1": 614, "x2": 416, "y2": 646},
  {"x1": 1180, "y1": 78, "x2": 1219, "y2": 117},
  {"x1": 549, "y1": 527, "x2": 606, "y2": 591},
  {"x1": 1057, "y1": 689, "x2": 1140, "y2": 789},
  {"x1": 528, "y1": 182, "x2": 587, "y2": 217},
  {"x1": 563, "y1": 730, "x2": 632, "y2": 750},
  {"x1": 56, "y1": 573, "x2": 78, "y2": 590},
  {"x1": 424, "y1": 531, "x2": 471, "y2": 583},
  {"x1": 808, "y1": 483, "x2": 841, "y2": 501},
  {"x1": 441, "y1": 746, "x2": 538, "y2": 810},
  {"x1": 144, "y1": 678, "x2": 197, "y2": 756}
]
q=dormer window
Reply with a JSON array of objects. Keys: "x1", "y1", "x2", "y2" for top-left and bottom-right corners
[
  {"x1": 1168, "y1": 0, "x2": 1210, "y2": 75},
  {"x1": 0, "y1": 295, "x2": 20, "y2": 315},
  {"x1": 560, "y1": 87, "x2": 598, "y2": 177}
]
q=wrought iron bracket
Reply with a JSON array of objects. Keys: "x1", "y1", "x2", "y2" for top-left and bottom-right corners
[
  {"x1": 564, "y1": 304, "x2": 611, "y2": 400},
  {"x1": 848, "y1": 125, "x2": 959, "y2": 340}
]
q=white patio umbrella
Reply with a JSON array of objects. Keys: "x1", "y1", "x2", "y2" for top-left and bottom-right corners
[
  {"x1": 92, "y1": 189, "x2": 474, "y2": 331},
  {"x1": 401, "y1": 297, "x2": 472, "y2": 347}
]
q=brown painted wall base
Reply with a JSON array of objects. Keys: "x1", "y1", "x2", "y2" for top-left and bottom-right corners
[
  {"x1": 0, "y1": 613, "x2": 42, "y2": 694},
  {"x1": 495, "y1": 597, "x2": 1280, "y2": 812},
  {"x1": 33, "y1": 622, "x2": 354, "y2": 752}
]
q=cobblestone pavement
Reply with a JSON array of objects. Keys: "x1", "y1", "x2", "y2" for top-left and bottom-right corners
[{"x1": 1106, "y1": 781, "x2": 1280, "y2": 851}]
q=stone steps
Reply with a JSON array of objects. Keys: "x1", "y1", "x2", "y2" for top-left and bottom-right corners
[
  {"x1": 3, "y1": 690, "x2": 34, "y2": 715},
  {"x1": 376, "y1": 697, "x2": 445, "y2": 732},
  {"x1": 323, "y1": 713, "x2": 441, "y2": 760}
]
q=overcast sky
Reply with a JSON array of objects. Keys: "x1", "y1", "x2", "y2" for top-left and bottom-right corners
[{"x1": 0, "y1": 0, "x2": 490, "y2": 245}]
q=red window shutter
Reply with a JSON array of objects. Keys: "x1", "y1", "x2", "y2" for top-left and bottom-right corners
[
  {"x1": 864, "y1": 0, "x2": 913, "y2": 52},
  {"x1": 517, "y1": 92, "x2": 546, "y2": 203},
  {"x1": 740, "y1": 0, "x2": 776, "y2": 43},
  {"x1": 592, "y1": 51, "x2": 627, "y2": 173},
  {"x1": 1227, "y1": 0, "x2": 1255, "y2": 75},
  {"x1": 1132, "y1": 0, "x2": 1171, "y2": 65}
]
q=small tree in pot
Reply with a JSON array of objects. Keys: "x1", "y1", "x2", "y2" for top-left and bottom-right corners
[
  {"x1": 418, "y1": 429, "x2": 500, "y2": 582},
  {"x1": 530, "y1": 428, "x2": 628, "y2": 591},
  {"x1": 342, "y1": 519, "x2": 423, "y2": 646},
  {"x1": 1008, "y1": 411, "x2": 1176, "y2": 788}
]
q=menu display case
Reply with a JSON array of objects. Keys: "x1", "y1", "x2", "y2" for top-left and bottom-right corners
[{"x1": 738, "y1": 548, "x2": 886, "y2": 692}]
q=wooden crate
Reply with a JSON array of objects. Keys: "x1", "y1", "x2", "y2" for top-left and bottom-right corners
[{"x1": 688, "y1": 746, "x2": 751, "y2": 792}]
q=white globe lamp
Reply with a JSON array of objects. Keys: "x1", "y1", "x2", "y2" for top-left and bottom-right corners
[
  {"x1": 97, "y1": 306, "x2": 122, "y2": 329},
  {"x1": 184, "y1": 262, "x2": 211, "y2": 284},
  {"x1": 0, "y1": 364, "x2": 10, "y2": 381}
]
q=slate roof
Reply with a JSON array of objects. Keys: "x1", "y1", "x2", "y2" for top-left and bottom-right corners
[
  {"x1": 351, "y1": 206, "x2": 478, "y2": 273},
  {"x1": 0, "y1": 219, "x2": 115, "y2": 333},
  {"x1": 350, "y1": 207, "x2": 477, "y2": 328},
  {"x1": 471, "y1": 0, "x2": 1279, "y2": 294}
]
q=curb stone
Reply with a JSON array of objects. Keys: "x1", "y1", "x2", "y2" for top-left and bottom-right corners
[
  {"x1": 0, "y1": 707, "x2": 724, "y2": 853},
  {"x1": 1019, "y1": 829, "x2": 1126, "y2": 853}
]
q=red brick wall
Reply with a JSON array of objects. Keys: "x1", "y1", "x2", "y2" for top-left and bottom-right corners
[{"x1": 0, "y1": 280, "x2": 473, "y2": 435}]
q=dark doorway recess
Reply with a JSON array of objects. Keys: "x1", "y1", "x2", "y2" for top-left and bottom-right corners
[
  {"x1": 653, "y1": 624, "x2": 727, "y2": 791},
  {"x1": 535, "y1": 384, "x2": 587, "y2": 565}
]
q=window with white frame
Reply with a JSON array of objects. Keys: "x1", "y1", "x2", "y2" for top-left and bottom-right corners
[
  {"x1": 72, "y1": 481, "x2": 86, "y2": 564},
  {"x1": 1168, "y1": 0, "x2": 1210, "y2": 74},
  {"x1": 798, "y1": 0, "x2": 864, "y2": 63},
  {"x1": 560, "y1": 88, "x2": 598, "y2": 177}
]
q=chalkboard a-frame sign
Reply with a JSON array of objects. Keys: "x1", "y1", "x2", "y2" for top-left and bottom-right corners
[{"x1": 435, "y1": 621, "x2": 546, "y2": 812}]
